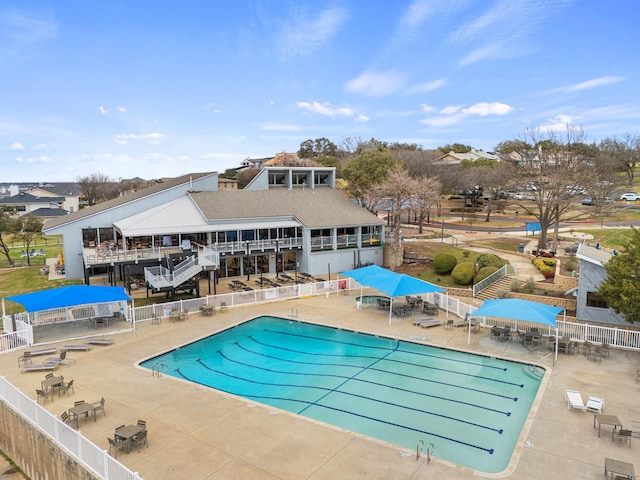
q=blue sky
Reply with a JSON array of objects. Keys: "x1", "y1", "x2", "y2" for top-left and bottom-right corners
[{"x1": 1, "y1": 0, "x2": 639, "y2": 182}]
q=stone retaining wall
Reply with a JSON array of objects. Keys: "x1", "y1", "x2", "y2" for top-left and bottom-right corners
[{"x1": 0, "y1": 401, "x2": 97, "y2": 480}]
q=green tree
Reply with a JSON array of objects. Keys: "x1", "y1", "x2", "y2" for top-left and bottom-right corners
[
  {"x1": 342, "y1": 149, "x2": 395, "y2": 212},
  {"x1": 598, "y1": 227, "x2": 640, "y2": 324},
  {"x1": 0, "y1": 211, "x2": 19, "y2": 267},
  {"x1": 437, "y1": 143, "x2": 472, "y2": 154},
  {"x1": 16, "y1": 215, "x2": 43, "y2": 266},
  {"x1": 297, "y1": 137, "x2": 338, "y2": 159}
]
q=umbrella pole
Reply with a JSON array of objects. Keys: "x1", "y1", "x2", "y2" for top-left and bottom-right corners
[
  {"x1": 467, "y1": 313, "x2": 471, "y2": 345},
  {"x1": 388, "y1": 298, "x2": 393, "y2": 325}
]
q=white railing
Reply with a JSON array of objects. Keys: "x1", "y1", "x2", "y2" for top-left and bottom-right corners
[
  {"x1": 472, "y1": 264, "x2": 517, "y2": 297},
  {"x1": 0, "y1": 376, "x2": 142, "y2": 480}
]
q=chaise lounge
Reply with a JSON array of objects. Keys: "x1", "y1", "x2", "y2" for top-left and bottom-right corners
[
  {"x1": 565, "y1": 389, "x2": 587, "y2": 412},
  {"x1": 85, "y1": 338, "x2": 114, "y2": 346},
  {"x1": 413, "y1": 319, "x2": 443, "y2": 329},
  {"x1": 62, "y1": 344, "x2": 93, "y2": 352},
  {"x1": 21, "y1": 362, "x2": 60, "y2": 373}
]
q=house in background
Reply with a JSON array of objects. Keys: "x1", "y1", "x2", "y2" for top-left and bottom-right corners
[
  {"x1": 0, "y1": 183, "x2": 80, "y2": 220},
  {"x1": 43, "y1": 167, "x2": 385, "y2": 291},
  {"x1": 434, "y1": 149, "x2": 499, "y2": 165},
  {"x1": 575, "y1": 244, "x2": 633, "y2": 326}
]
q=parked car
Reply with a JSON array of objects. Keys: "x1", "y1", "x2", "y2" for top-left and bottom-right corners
[
  {"x1": 620, "y1": 192, "x2": 640, "y2": 201},
  {"x1": 581, "y1": 197, "x2": 593, "y2": 206}
]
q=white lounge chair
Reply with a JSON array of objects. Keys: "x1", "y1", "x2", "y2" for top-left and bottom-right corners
[
  {"x1": 586, "y1": 396, "x2": 605, "y2": 413},
  {"x1": 565, "y1": 389, "x2": 587, "y2": 412}
]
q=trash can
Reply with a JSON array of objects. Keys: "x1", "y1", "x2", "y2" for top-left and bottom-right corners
[{"x1": 518, "y1": 243, "x2": 525, "y2": 253}]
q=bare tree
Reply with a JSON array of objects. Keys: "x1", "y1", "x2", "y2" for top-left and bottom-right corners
[
  {"x1": 76, "y1": 173, "x2": 116, "y2": 206},
  {"x1": 412, "y1": 175, "x2": 442, "y2": 233},
  {"x1": 374, "y1": 166, "x2": 416, "y2": 269},
  {"x1": 599, "y1": 133, "x2": 640, "y2": 186},
  {"x1": 0, "y1": 211, "x2": 19, "y2": 266},
  {"x1": 505, "y1": 126, "x2": 597, "y2": 252},
  {"x1": 16, "y1": 215, "x2": 43, "y2": 266}
]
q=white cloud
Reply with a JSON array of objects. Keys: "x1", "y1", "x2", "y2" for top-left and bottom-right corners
[
  {"x1": 32, "y1": 143, "x2": 51, "y2": 151},
  {"x1": 399, "y1": 0, "x2": 433, "y2": 29},
  {"x1": 118, "y1": 106, "x2": 127, "y2": 113},
  {"x1": 566, "y1": 76, "x2": 624, "y2": 92},
  {"x1": 355, "y1": 114, "x2": 369, "y2": 123},
  {"x1": 3, "y1": 11, "x2": 58, "y2": 44},
  {"x1": 259, "y1": 123, "x2": 302, "y2": 132},
  {"x1": 420, "y1": 104, "x2": 435, "y2": 112},
  {"x1": 279, "y1": 6, "x2": 349, "y2": 58},
  {"x1": 440, "y1": 105, "x2": 462, "y2": 115},
  {"x1": 8, "y1": 141, "x2": 24, "y2": 151},
  {"x1": 344, "y1": 70, "x2": 406, "y2": 97},
  {"x1": 297, "y1": 101, "x2": 354, "y2": 117},
  {"x1": 422, "y1": 101, "x2": 514, "y2": 127},
  {"x1": 97, "y1": 106, "x2": 107, "y2": 115},
  {"x1": 15, "y1": 155, "x2": 53, "y2": 164},
  {"x1": 537, "y1": 114, "x2": 576, "y2": 132},
  {"x1": 408, "y1": 78, "x2": 446, "y2": 94},
  {"x1": 114, "y1": 132, "x2": 166, "y2": 145},
  {"x1": 462, "y1": 102, "x2": 513, "y2": 116}
]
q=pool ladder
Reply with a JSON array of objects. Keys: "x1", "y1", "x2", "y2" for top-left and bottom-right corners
[
  {"x1": 152, "y1": 362, "x2": 167, "y2": 378},
  {"x1": 416, "y1": 440, "x2": 434, "y2": 463}
]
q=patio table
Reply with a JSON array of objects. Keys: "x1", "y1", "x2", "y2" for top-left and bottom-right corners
[
  {"x1": 604, "y1": 457, "x2": 635, "y2": 479},
  {"x1": 69, "y1": 402, "x2": 95, "y2": 424},
  {"x1": 41, "y1": 376, "x2": 64, "y2": 397},
  {"x1": 594, "y1": 413, "x2": 622, "y2": 440},
  {"x1": 115, "y1": 424, "x2": 145, "y2": 453}
]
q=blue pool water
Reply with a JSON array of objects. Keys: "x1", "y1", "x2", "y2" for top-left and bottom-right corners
[{"x1": 140, "y1": 316, "x2": 543, "y2": 473}]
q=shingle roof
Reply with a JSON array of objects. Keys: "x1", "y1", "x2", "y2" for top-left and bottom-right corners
[
  {"x1": 43, "y1": 172, "x2": 215, "y2": 230},
  {"x1": 190, "y1": 188, "x2": 383, "y2": 228},
  {"x1": 0, "y1": 192, "x2": 65, "y2": 204}
]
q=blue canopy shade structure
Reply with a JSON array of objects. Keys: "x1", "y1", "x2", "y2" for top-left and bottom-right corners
[
  {"x1": 6, "y1": 285, "x2": 131, "y2": 312},
  {"x1": 341, "y1": 265, "x2": 445, "y2": 298},
  {"x1": 470, "y1": 298, "x2": 563, "y2": 328},
  {"x1": 341, "y1": 265, "x2": 445, "y2": 324}
]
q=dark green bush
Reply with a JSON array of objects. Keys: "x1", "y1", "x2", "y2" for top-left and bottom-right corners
[
  {"x1": 433, "y1": 253, "x2": 457, "y2": 274},
  {"x1": 474, "y1": 266, "x2": 499, "y2": 282},
  {"x1": 451, "y1": 262, "x2": 474, "y2": 285},
  {"x1": 476, "y1": 253, "x2": 508, "y2": 269}
]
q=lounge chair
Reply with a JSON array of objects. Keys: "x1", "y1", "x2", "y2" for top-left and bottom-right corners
[
  {"x1": 45, "y1": 350, "x2": 76, "y2": 365},
  {"x1": 21, "y1": 362, "x2": 59, "y2": 373},
  {"x1": 23, "y1": 347, "x2": 57, "y2": 358},
  {"x1": 564, "y1": 389, "x2": 587, "y2": 412},
  {"x1": 62, "y1": 344, "x2": 93, "y2": 351},
  {"x1": 585, "y1": 396, "x2": 605, "y2": 413},
  {"x1": 84, "y1": 338, "x2": 114, "y2": 346},
  {"x1": 413, "y1": 319, "x2": 443, "y2": 329}
]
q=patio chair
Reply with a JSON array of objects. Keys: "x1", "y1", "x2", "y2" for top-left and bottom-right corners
[
  {"x1": 600, "y1": 342, "x2": 610, "y2": 358},
  {"x1": 18, "y1": 351, "x2": 32, "y2": 367},
  {"x1": 564, "y1": 389, "x2": 587, "y2": 412},
  {"x1": 59, "y1": 379, "x2": 74, "y2": 397},
  {"x1": 92, "y1": 397, "x2": 106, "y2": 418},
  {"x1": 61, "y1": 411, "x2": 78, "y2": 429},
  {"x1": 616, "y1": 428, "x2": 632, "y2": 448},
  {"x1": 36, "y1": 389, "x2": 49, "y2": 405},
  {"x1": 137, "y1": 419, "x2": 147, "y2": 430},
  {"x1": 45, "y1": 350, "x2": 76, "y2": 365},
  {"x1": 131, "y1": 429, "x2": 148, "y2": 452},
  {"x1": 585, "y1": 396, "x2": 605, "y2": 414},
  {"x1": 443, "y1": 319, "x2": 454, "y2": 330},
  {"x1": 45, "y1": 373, "x2": 54, "y2": 379},
  {"x1": 108, "y1": 436, "x2": 127, "y2": 458}
]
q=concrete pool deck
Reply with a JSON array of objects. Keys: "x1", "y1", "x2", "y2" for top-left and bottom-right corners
[{"x1": 2, "y1": 291, "x2": 639, "y2": 479}]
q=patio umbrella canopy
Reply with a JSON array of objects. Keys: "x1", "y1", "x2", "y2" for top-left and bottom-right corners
[
  {"x1": 341, "y1": 265, "x2": 445, "y2": 297},
  {"x1": 470, "y1": 298, "x2": 562, "y2": 327},
  {"x1": 6, "y1": 285, "x2": 131, "y2": 312}
]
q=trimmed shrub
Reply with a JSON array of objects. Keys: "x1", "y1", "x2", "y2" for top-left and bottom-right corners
[
  {"x1": 474, "y1": 266, "x2": 499, "y2": 283},
  {"x1": 451, "y1": 262, "x2": 474, "y2": 285},
  {"x1": 476, "y1": 253, "x2": 508, "y2": 269},
  {"x1": 532, "y1": 257, "x2": 556, "y2": 277},
  {"x1": 433, "y1": 253, "x2": 457, "y2": 274}
]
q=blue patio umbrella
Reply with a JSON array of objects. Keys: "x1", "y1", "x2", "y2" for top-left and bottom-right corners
[{"x1": 341, "y1": 265, "x2": 445, "y2": 324}]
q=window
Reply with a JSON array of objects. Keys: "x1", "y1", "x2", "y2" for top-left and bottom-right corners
[
  {"x1": 292, "y1": 172, "x2": 308, "y2": 185},
  {"x1": 314, "y1": 173, "x2": 330, "y2": 186},
  {"x1": 586, "y1": 292, "x2": 608, "y2": 309},
  {"x1": 268, "y1": 172, "x2": 286, "y2": 186}
]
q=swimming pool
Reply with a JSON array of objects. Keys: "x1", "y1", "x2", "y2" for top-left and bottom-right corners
[{"x1": 140, "y1": 316, "x2": 544, "y2": 473}]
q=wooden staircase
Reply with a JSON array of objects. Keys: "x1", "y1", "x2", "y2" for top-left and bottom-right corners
[{"x1": 475, "y1": 276, "x2": 523, "y2": 301}]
